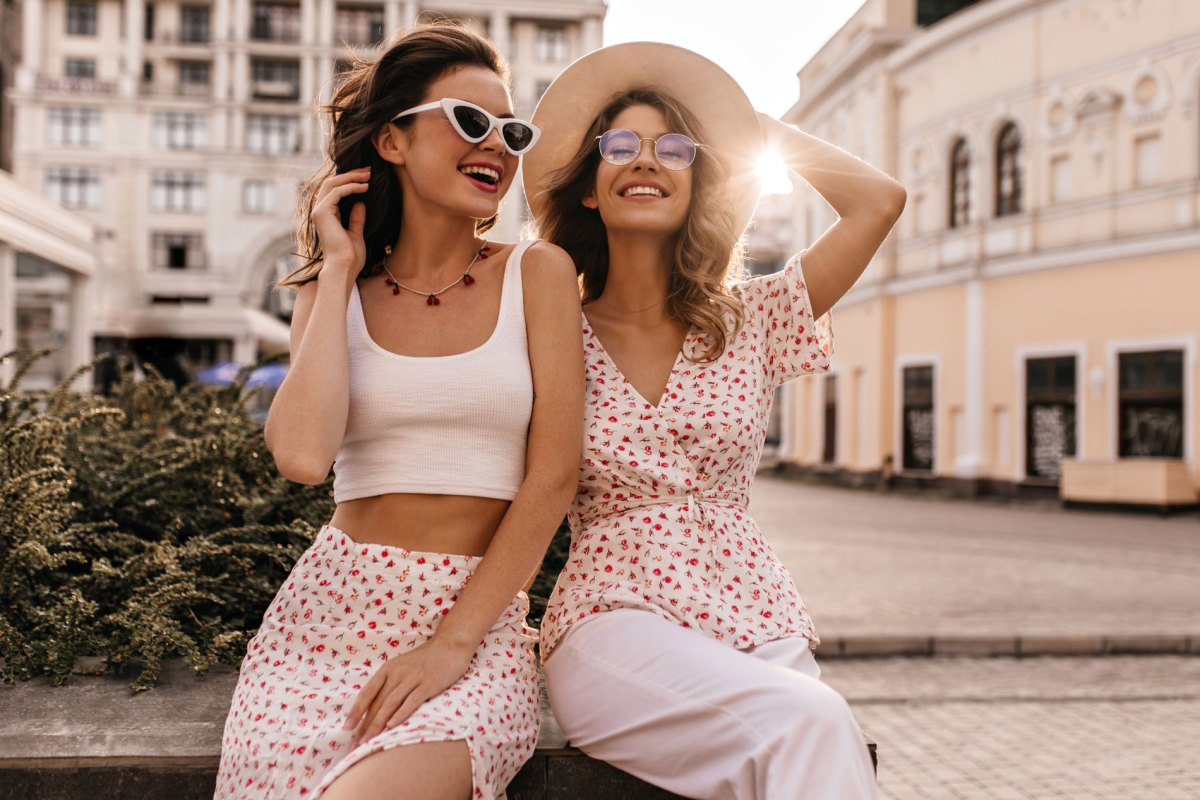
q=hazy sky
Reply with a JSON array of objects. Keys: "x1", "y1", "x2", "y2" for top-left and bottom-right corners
[{"x1": 603, "y1": 0, "x2": 868, "y2": 117}]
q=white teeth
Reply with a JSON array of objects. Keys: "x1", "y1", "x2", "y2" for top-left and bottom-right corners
[
  {"x1": 622, "y1": 185, "x2": 663, "y2": 197},
  {"x1": 460, "y1": 166, "x2": 500, "y2": 182}
]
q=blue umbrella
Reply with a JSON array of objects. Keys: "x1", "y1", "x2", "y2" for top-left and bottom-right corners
[
  {"x1": 244, "y1": 363, "x2": 288, "y2": 389},
  {"x1": 196, "y1": 361, "x2": 241, "y2": 385},
  {"x1": 195, "y1": 361, "x2": 288, "y2": 389}
]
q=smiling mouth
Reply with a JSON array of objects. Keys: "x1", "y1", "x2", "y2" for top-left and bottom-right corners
[
  {"x1": 620, "y1": 185, "x2": 664, "y2": 198},
  {"x1": 460, "y1": 165, "x2": 500, "y2": 186}
]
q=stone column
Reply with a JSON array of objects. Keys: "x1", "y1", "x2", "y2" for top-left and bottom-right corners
[
  {"x1": 0, "y1": 244, "x2": 15, "y2": 386},
  {"x1": 401, "y1": 0, "x2": 418, "y2": 28},
  {"x1": 581, "y1": 15, "x2": 602, "y2": 54},
  {"x1": 301, "y1": 0, "x2": 317, "y2": 46},
  {"x1": 16, "y1": 0, "x2": 42, "y2": 91},
  {"x1": 232, "y1": 0, "x2": 250, "y2": 42},
  {"x1": 121, "y1": 0, "x2": 145, "y2": 97},
  {"x1": 213, "y1": 0, "x2": 232, "y2": 101},
  {"x1": 384, "y1": 0, "x2": 402, "y2": 38},
  {"x1": 68, "y1": 272, "x2": 94, "y2": 390},
  {"x1": 489, "y1": 9, "x2": 509, "y2": 59},
  {"x1": 956, "y1": 278, "x2": 985, "y2": 478}
]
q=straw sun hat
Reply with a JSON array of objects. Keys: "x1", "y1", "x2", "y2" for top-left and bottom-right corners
[{"x1": 520, "y1": 42, "x2": 765, "y2": 236}]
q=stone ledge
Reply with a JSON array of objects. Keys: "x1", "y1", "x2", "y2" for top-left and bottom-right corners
[{"x1": 816, "y1": 634, "x2": 1200, "y2": 659}]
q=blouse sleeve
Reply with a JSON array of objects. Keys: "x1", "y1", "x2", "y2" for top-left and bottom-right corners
[{"x1": 735, "y1": 250, "x2": 833, "y2": 386}]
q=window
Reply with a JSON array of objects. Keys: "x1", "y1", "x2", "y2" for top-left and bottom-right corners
[
  {"x1": 948, "y1": 138, "x2": 970, "y2": 228},
  {"x1": 335, "y1": 6, "x2": 385, "y2": 46},
  {"x1": 822, "y1": 374, "x2": 838, "y2": 465},
  {"x1": 902, "y1": 365, "x2": 935, "y2": 471},
  {"x1": 246, "y1": 114, "x2": 300, "y2": 153},
  {"x1": 151, "y1": 170, "x2": 206, "y2": 212},
  {"x1": 144, "y1": 3, "x2": 155, "y2": 40},
  {"x1": 45, "y1": 167, "x2": 101, "y2": 209},
  {"x1": 1025, "y1": 356, "x2": 1076, "y2": 480},
  {"x1": 995, "y1": 122, "x2": 1022, "y2": 216},
  {"x1": 65, "y1": 58, "x2": 96, "y2": 78},
  {"x1": 1050, "y1": 154, "x2": 1071, "y2": 204},
  {"x1": 1118, "y1": 350, "x2": 1184, "y2": 458},
  {"x1": 153, "y1": 111, "x2": 206, "y2": 149},
  {"x1": 252, "y1": 2, "x2": 301, "y2": 42},
  {"x1": 251, "y1": 59, "x2": 300, "y2": 101},
  {"x1": 243, "y1": 180, "x2": 277, "y2": 214},
  {"x1": 143, "y1": 61, "x2": 154, "y2": 81},
  {"x1": 180, "y1": 5, "x2": 210, "y2": 42},
  {"x1": 66, "y1": 0, "x2": 97, "y2": 35},
  {"x1": 178, "y1": 61, "x2": 210, "y2": 93},
  {"x1": 1135, "y1": 133, "x2": 1162, "y2": 187},
  {"x1": 535, "y1": 26, "x2": 568, "y2": 63},
  {"x1": 48, "y1": 107, "x2": 102, "y2": 147},
  {"x1": 151, "y1": 232, "x2": 207, "y2": 270}
]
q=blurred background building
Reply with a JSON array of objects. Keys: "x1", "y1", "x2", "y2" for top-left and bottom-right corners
[
  {"x1": 750, "y1": 0, "x2": 1199, "y2": 506},
  {"x1": 5, "y1": 0, "x2": 603, "y2": 387}
]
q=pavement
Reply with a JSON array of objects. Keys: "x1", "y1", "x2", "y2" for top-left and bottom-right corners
[
  {"x1": 750, "y1": 476, "x2": 1200, "y2": 643},
  {"x1": 750, "y1": 477, "x2": 1200, "y2": 799}
]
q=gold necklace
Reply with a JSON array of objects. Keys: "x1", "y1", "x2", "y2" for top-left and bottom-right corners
[{"x1": 374, "y1": 242, "x2": 491, "y2": 306}]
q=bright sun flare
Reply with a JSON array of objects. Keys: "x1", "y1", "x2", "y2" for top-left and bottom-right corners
[{"x1": 756, "y1": 151, "x2": 794, "y2": 196}]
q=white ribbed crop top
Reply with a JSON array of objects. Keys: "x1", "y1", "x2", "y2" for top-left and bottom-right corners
[{"x1": 332, "y1": 239, "x2": 536, "y2": 503}]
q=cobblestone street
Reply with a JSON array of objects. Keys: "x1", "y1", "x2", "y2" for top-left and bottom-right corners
[
  {"x1": 750, "y1": 477, "x2": 1200, "y2": 639},
  {"x1": 826, "y1": 657, "x2": 1200, "y2": 799},
  {"x1": 748, "y1": 478, "x2": 1200, "y2": 798}
]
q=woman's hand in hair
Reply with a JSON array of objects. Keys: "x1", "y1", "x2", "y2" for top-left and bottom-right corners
[
  {"x1": 312, "y1": 166, "x2": 371, "y2": 287},
  {"x1": 343, "y1": 637, "x2": 476, "y2": 747}
]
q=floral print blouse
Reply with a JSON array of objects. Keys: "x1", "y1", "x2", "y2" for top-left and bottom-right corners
[{"x1": 540, "y1": 252, "x2": 833, "y2": 659}]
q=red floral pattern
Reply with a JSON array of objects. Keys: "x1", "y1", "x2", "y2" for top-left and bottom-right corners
[
  {"x1": 216, "y1": 526, "x2": 539, "y2": 799},
  {"x1": 541, "y1": 253, "x2": 833, "y2": 659}
]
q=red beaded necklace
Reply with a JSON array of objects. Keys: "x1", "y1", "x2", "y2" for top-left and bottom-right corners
[{"x1": 373, "y1": 241, "x2": 491, "y2": 306}]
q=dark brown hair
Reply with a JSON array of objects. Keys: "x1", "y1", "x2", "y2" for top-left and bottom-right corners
[
  {"x1": 281, "y1": 22, "x2": 508, "y2": 287},
  {"x1": 534, "y1": 88, "x2": 745, "y2": 362}
]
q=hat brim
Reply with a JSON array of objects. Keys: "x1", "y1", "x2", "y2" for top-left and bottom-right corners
[{"x1": 521, "y1": 42, "x2": 763, "y2": 237}]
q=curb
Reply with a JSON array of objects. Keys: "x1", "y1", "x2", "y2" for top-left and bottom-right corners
[{"x1": 815, "y1": 634, "x2": 1200, "y2": 659}]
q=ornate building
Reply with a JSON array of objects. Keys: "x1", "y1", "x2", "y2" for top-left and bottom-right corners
[
  {"x1": 9, "y1": 0, "x2": 604, "y2": 384},
  {"x1": 759, "y1": 0, "x2": 1198, "y2": 506}
]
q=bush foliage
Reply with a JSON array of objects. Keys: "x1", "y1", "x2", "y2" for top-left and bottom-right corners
[{"x1": 1, "y1": 350, "x2": 568, "y2": 690}]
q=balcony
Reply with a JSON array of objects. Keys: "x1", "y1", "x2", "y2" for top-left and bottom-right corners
[
  {"x1": 38, "y1": 77, "x2": 117, "y2": 96},
  {"x1": 140, "y1": 82, "x2": 212, "y2": 99},
  {"x1": 251, "y1": 80, "x2": 300, "y2": 102}
]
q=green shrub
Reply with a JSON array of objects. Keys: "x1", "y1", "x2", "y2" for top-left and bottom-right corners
[{"x1": 1, "y1": 350, "x2": 570, "y2": 691}]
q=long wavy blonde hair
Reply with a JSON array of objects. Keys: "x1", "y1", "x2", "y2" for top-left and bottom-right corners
[
  {"x1": 280, "y1": 22, "x2": 508, "y2": 288},
  {"x1": 535, "y1": 88, "x2": 746, "y2": 362}
]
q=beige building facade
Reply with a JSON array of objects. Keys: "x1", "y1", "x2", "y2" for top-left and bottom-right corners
[
  {"x1": 9, "y1": 0, "x2": 603, "y2": 384},
  {"x1": 763, "y1": 0, "x2": 1199, "y2": 506}
]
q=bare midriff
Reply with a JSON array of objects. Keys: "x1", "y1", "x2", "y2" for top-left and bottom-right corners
[{"x1": 330, "y1": 493, "x2": 511, "y2": 557}]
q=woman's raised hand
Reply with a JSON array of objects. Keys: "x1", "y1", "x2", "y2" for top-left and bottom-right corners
[{"x1": 312, "y1": 166, "x2": 371, "y2": 285}]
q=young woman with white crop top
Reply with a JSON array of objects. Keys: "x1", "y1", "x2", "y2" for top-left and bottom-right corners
[
  {"x1": 521, "y1": 44, "x2": 905, "y2": 799},
  {"x1": 214, "y1": 24, "x2": 583, "y2": 800}
]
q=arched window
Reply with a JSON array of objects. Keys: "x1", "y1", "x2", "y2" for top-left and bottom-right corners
[
  {"x1": 949, "y1": 137, "x2": 971, "y2": 228},
  {"x1": 995, "y1": 122, "x2": 1022, "y2": 217}
]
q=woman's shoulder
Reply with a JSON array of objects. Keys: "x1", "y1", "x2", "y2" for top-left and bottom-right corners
[
  {"x1": 515, "y1": 239, "x2": 576, "y2": 282},
  {"x1": 729, "y1": 251, "x2": 805, "y2": 297}
]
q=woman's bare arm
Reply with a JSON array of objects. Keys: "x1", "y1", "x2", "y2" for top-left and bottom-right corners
[{"x1": 761, "y1": 114, "x2": 906, "y2": 318}]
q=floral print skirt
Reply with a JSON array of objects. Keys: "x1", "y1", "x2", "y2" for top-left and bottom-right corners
[{"x1": 215, "y1": 525, "x2": 540, "y2": 799}]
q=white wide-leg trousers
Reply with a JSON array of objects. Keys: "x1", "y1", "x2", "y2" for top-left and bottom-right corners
[{"x1": 542, "y1": 609, "x2": 878, "y2": 800}]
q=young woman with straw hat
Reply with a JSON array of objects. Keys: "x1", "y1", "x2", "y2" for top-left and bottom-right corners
[{"x1": 522, "y1": 42, "x2": 905, "y2": 798}]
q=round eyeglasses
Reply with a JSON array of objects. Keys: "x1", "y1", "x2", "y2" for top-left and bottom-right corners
[{"x1": 596, "y1": 129, "x2": 702, "y2": 171}]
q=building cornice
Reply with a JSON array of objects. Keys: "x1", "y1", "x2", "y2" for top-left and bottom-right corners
[
  {"x1": 839, "y1": 226, "x2": 1200, "y2": 307},
  {"x1": 0, "y1": 172, "x2": 97, "y2": 277},
  {"x1": 886, "y1": 0, "x2": 1053, "y2": 73},
  {"x1": 785, "y1": 26, "x2": 912, "y2": 122}
]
